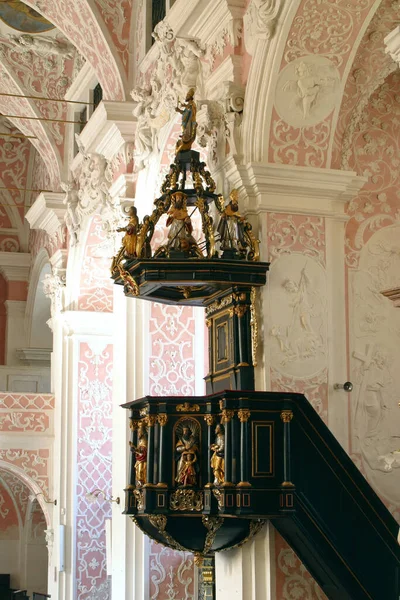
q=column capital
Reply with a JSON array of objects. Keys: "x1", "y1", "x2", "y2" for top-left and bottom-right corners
[
  {"x1": 224, "y1": 159, "x2": 367, "y2": 220},
  {"x1": 62, "y1": 310, "x2": 115, "y2": 337},
  {"x1": 76, "y1": 101, "x2": 136, "y2": 161},
  {"x1": 385, "y1": 26, "x2": 400, "y2": 66},
  {"x1": 25, "y1": 192, "x2": 66, "y2": 239}
]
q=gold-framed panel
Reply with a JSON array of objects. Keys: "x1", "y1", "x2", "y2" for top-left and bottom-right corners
[{"x1": 251, "y1": 421, "x2": 274, "y2": 478}]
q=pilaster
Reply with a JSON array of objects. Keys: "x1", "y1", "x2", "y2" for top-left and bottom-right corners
[
  {"x1": 215, "y1": 522, "x2": 275, "y2": 600},
  {"x1": 5, "y1": 300, "x2": 27, "y2": 366}
]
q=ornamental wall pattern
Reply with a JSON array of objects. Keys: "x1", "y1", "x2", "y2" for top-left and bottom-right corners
[
  {"x1": 23, "y1": 0, "x2": 126, "y2": 101},
  {"x1": 76, "y1": 342, "x2": 113, "y2": 600},
  {"x1": 268, "y1": 0, "x2": 377, "y2": 167}
]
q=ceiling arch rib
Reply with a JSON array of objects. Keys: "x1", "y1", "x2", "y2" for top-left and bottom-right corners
[
  {"x1": 89, "y1": 0, "x2": 132, "y2": 78},
  {"x1": 23, "y1": 0, "x2": 128, "y2": 100},
  {"x1": 331, "y1": 0, "x2": 400, "y2": 170},
  {"x1": 0, "y1": 63, "x2": 62, "y2": 190}
]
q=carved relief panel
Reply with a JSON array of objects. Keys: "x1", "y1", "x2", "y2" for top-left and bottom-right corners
[{"x1": 349, "y1": 225, "x2": 400, "y2": 506}]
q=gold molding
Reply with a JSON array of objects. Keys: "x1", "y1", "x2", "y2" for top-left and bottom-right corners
[{"x1": 176, "y1": 402, "x2": 200, "y2": 412}]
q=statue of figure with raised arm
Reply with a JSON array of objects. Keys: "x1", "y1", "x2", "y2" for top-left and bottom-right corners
[{"x1": 175, "y1": 88, "x2": 197, "y2": 154}]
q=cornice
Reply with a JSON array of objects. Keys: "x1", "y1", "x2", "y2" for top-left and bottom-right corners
[
  {"x1": 0, "y1": 252, "x2": 30, "y2": 282},
  {"x1": 78, "y1": 101, "x2": 136, "y2": 159},
  {"x1": 16, "y1": 347, "x2": 52, "y2": 366},
  {"x1": 25, "y1": 193, "x2": 65, "y2": 239},
  {"x1": 61, "y1": 310, "x2": 115, "y2": 337},
  {"x1": 223, "y1": 160, "x2": 367, "y2": 220},
  {"x1": 384, "y1": 26, "x2": 400, "y2": 66},
  {"x1": 185, "y1": 0, "x2": 246, "y2": 43}
]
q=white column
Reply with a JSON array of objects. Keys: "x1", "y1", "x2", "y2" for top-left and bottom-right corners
[
  {"x1": 111, "y1": 286, "x2": 148, "y2": 600},
  {"x1": 215, "y1": 523, "x2": 275, "y2": 600},
  {"x1": 5, "y1": 300, "x2": 27, "y2": 365}
]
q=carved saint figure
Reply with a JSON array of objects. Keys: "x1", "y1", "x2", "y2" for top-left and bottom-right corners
[
  {"x1": 272, "y1": 266, "x2": 324, "y2": 364},
  {"x1": 118, "y1": 206, "x2": 139, "y2": 257},
  {"x1": 210, "y1": 424, "x2": 225, "y2": 485},
  {"x1": 217, "y1": 189, "x2": 246, "y2": 253},
  {"x1": 175, "y1": 425, "x2": 200, "y2": 486},
  {"x1": 166, "y1": 191, "x2": 199, "y2": 254},
  {"x1": 129, "y1": 423, "x2": 148, "y2": 487},
  {"x1": 175, "y1": 88, "x2": 197, "y2": 154},
  {"x1": 354, "y1": 346, "x2": 400, "y2": 473},
  {"x1": 131, "y1": 88, "x2": 156, "y2": 171}
]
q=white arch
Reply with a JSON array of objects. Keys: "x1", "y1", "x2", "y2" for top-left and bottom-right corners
[
  {"x1": 0, "y1": 461, "x2": 51, "y2": 529},
  {"x1": 25, "y1": 248, "x2": 52, "y2": 349}
]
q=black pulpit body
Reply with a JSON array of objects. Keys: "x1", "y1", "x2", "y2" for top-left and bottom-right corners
[{"x1": 122, "y1": 391, "x2": 296, "y2": 557}]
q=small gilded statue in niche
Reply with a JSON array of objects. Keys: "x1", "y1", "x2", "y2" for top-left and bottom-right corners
[
  {"x1": 129, "y1": 422, "x2": 148, "y2": 487},
  {"x1": 175, "y1": 422, "x2": 200, "y2": 486},
  {"x1": 165, "y1": 191, "x2": 201, "y2": 256},
  {"x1": 111, "y1": 206, "x2": 139, "y2": 273},
  {"x1": 217, "y1": 189, "x2": 246, "y2": 256},
  {"x1": 175, "y1": 88, "x2": 197, "y2": 154},
  {"x1": 210, "y1": 423, "x2": 225, "y2": 485}
]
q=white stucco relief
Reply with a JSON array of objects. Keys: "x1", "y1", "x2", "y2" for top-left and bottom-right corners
[
  {"x1": 275, "y1": 56, "x2": 340, "y2": 128},
  {"x1": 350, "y1": 225, "x2": 400, "y2": 505},
  {"x1": 268, "y1": 254, "x2": 327, "y2": 378},
  {"x1": 244, "y1": 0, "x2": 283, "y2": 54}
]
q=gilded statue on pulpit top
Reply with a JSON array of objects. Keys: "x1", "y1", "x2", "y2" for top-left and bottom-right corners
[
  {"x1": 175, "y1": 421, "x2": 200, "y2": 486},
  {"x1": 217, "y1": 189, "x2": 246, "y2": 254},
  {"x1": 175, "y1": 88, "x2": 197, "y2": 154},
  {"x1": 217, "y1": 189, "x2": 260, "y2": 261},
  {"x1": 155, "y1": 191, "x2": 202, "y2": 257},
  {"x1": 210, "y1": 424, "x2": 225, "y2": 485},
  {"x1": 129, "y1": 422, "x2": 148, "y2": 487}
]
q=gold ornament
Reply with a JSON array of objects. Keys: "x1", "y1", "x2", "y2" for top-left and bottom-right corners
[
  {"x1": 250, "y1": 287, "x2": 258, "y2": 367},
  {"x1": 133, "y1": 489, "x2": 144, "y2": 510},
  {"x1": 176, "y1": 402, "x2": 200, "y2": 412},
  {"x1": 238, "y1": 409, "x2": 251, "y2": 423},
  {"x1": 280, "y1": 410, "x2": 294, "y2": 423},
  {"x1": 221, "y1": 409, "x2": 234, "y2": 424},
  {"x1": 202, "y1": 515, "x2": 224, "y2": 555},
  {"x1": 170, "y1": 489, "x2": 203, "y2": 511},
  {"x1": 158, "y1": 413, "x2": 168, "y2": 426}
]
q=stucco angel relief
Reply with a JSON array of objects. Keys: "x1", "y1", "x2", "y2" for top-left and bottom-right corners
[
  {"x1": 275, "y1": 56, "x2": 340, "y2": 128},
  {"x1": 269, "y1": 255, "x2": 327, "y2": 378}
]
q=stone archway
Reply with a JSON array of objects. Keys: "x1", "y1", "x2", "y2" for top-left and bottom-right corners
[{"x1": 0, "y1": 463, "x2": 50, "y2": 596}]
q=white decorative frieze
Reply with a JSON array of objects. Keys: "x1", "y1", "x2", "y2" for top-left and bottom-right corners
[
  {"x1": 244, "y1": 0, "x2": 283, "y2": 54},
  {"x1": 7, "y1": 34, "x2": 75, "y2": 61},
  {"x1": 63, "y1": 152, "x2": 118, "y2": 244}
]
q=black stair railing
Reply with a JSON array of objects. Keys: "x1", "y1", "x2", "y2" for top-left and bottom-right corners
[{"x1": 270, "y1": 392, "x2": 400, "y2": 600}]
